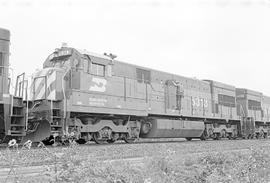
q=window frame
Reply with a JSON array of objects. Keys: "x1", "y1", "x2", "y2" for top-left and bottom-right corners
[
  {"x1": 248, "y1": 99, "x2": 262, "y2": 111},
  {"x1": 136, "y1": 68, "x2": 151, "y2": 84},
  {"x1": 90, "y1": 62, "x2": 105, "y2": 77},
  {"x1": 218, "y1": 94, "x2": 236, "y2": 107}
]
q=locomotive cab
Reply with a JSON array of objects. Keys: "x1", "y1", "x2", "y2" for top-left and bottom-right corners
[
  {"x1": 24, "y1": 46, "x2": 121, "y2": 143},
  {"x1": 23, "y1": 47, "x2": 73, "y2": 143}
]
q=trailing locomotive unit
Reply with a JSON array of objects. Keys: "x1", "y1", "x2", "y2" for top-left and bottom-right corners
[
  {"x1": 24, "y1": 45, "x2": 270, "y2": 143},
  {"x1": 236, "y1": 89, "x2": 269, "y2": 138},
  {"x1": 0, "y1": 28, "x2": 26, "y2": 142}
]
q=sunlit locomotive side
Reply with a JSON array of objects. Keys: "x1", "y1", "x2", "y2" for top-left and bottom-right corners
[{"x1": 24, "y1": 45, "x2": 270, "y2": 143}]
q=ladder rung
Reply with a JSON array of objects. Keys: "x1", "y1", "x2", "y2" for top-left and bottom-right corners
[
  {"x1": 11, "y1": 115, "x2": 24, "y2": 118},
  {"x1": 13, "y1": 96, "x2": 23, "y2": 99},
  {"x1": 10, "y1": 130, "x2": 25, "y2": 133},
  {"x1": 51, "y1": 131, "x2": 61, "y2": 133},
  {"x1": 52, "y1": 116, "x2": 61, "y2": 119},
  {"x1": 10, "y1": 133, "x2": 26, "y2": 136},
  {"x1": 51, "y1": 125, "x2": 62, "y2": 127},
  {"x1": 53, "y1": 108, "x2": 61, "y2": 110},
  {"x1": 12, "y1": 105, "x2": 24, "y2": 108},
  {"x1": 27, "y1": 116, "x2": 35, "y2": 120}
]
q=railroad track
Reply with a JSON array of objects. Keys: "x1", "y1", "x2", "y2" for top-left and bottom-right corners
[
  {"x1": 0, "y1": 138, "x2": 269, "y2": 167},
  {"x1": 0, "y1": 146, "x2": 260, "y2": 181},
  {"x1": 1, "y1": 138, "x2": 270, "y2": 182},
  {"x1": 0, "y1": 136, "x2": 266, "y2": 151}
]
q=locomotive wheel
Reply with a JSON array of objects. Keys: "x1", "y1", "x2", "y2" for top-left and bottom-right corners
[
  {"x1": 93, "y1": 133, "x2": 107, "y2": 144},
  {"x1": 213, "y1": 133, "x2": 220, "y2": 140},
  {"x1": 186, "y1": 137, "x2": 192, "y2": 141},
  {"x1": 232, "y1": 129, "x2": 237, "y2": 140},
  {"x1": 76, "y1": 139, "x2": 86, "y2": 144},
  {"x1": 124, "y1": 138, "x2": 135, "y2": 143},
  {"x1": 221, "y1": 129, "x2": 226, "y2": 138},
  {"x1": 107, "y1": 139, "x2": 116, "y2": 144},
  {"x1": 42, "y1": 136, "x2": 54, "y2": 145},
  {"x1": 228, "y1": 133, "x2": 232, "y2": 140},
  {"x1": 123, "y1": 135, "x2": 136, "y2": 143}
]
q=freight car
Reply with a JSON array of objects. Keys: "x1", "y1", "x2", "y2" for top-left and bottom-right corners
[{"x1": 17, "y1": 45, "x2": 269, "y2": 144}]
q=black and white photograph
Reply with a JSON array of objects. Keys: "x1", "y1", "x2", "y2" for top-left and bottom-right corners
[{"x1": 1, "y1": 0, "x2": 270, "y2": 182}]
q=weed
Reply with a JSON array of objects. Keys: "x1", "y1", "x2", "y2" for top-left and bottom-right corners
[{"x1": 2, "y1": 140, "x2": 270, "y2": 183}]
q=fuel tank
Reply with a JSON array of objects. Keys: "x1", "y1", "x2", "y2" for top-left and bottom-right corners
[{"x1": 140, "y1": 119, "x2": 205, "y2": 138}]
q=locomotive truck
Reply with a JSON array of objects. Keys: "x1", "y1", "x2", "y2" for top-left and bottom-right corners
[{"x1": 0, "y1": 27, "x2": 270, "y2": 144}]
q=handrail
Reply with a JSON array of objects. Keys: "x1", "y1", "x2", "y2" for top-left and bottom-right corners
[
  {"x1": 25, "y1": 80, "x2": 29, "y2": 130},
  {"x1": 47, "y1": 81, "x2": 53, "y2": 123},
  {"x1": 62, "y1": 67, "x2": 71, "y2": 119},
  {"x1": 14, "y1": 73, "x2": 29, "y2": 130},
  {"x1": 239, "y1": 103, "x2": 246, "y2": 119},
  {"x1": 10, "y1": 95, "x2": 13, "y2": 116},
  {"x1": 14, "y1": 73, "x2": 25, "y2": 98}
]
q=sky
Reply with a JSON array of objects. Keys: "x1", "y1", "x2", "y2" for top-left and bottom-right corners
[{"x1": 1, "y1": 0, "x2": 270, "y2": 94}]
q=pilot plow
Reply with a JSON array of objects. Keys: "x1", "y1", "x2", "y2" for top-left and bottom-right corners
[{"x1": 21, "y1": 119, "x2": 51, "y2": 143}]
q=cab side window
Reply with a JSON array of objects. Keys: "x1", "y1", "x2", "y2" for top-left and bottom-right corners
[
  {"x1": 82, "y1": 58, "x2": 89, "y2": 73},
  {"x1": 91, "y1": 62, "x2": 105, "y2": 77},
  {"x1": 136, "y1": 68, "x2": 151, "y2": 84}
]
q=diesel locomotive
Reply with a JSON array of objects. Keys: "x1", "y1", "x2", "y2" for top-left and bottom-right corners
[
  {"x1": 0, "y1": 28, "x2": 27, "y2": 143},
  {"x1": 23, "y1": 44, "x2": 270, "y2": 144},
  {"x1": 0, "y1": 29, "x2": 270, "y2": 144}
]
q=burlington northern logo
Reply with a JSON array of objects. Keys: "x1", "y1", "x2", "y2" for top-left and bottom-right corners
[{"x1": 89, "y1": 77, "x2": 107, "y2": 92}]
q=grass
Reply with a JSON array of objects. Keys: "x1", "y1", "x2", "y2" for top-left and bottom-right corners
[{"x1": 1, "y1": 139, "x2": 270, "y2": 182}]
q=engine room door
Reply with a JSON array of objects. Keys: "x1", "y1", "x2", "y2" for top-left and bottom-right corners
[{"x1": 165, "y1": 80, "x2": 182, "y2": 112}]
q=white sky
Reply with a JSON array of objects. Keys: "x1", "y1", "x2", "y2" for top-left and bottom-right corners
[{"x1": 1, "y1": 0, "x2": 270, "y2": 94}]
